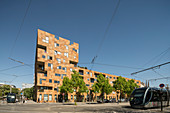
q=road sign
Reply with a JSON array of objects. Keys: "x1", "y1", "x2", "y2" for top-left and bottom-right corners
[{"x1": 159, "y1": 84, "x2": 165, "y2": 88}]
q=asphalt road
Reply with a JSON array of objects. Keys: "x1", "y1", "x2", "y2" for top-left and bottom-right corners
[{"x1": 0, "y1": 101, "x2": 170, "y2": 113}]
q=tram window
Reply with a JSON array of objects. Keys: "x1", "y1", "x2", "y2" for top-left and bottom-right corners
[
  {"x1": 162, "y1": 92, "x2": 167, "y2": 101},
  {"x1": 151, "y1": 91, "x2": 159, "y2": 101},
  {"x1": 145, "y1": 90, "x2": 151, "y2": 103}
]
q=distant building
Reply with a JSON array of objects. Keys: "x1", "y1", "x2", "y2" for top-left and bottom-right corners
[
  {"x1": 140, "y1": 82, "x2": 145, "y2": 88},
  {"x1": 0, "y1": 83, "x2": 16, "y2": 88},
  {"x1": 22, "y1": 83, "x2": 34, "y2": 90},
  {"x1": 34, "y1": 29, "x2": 141, "y2": 103},
  {"x1": 10, "y1": 85, "x2": 16, "y2": 88}
]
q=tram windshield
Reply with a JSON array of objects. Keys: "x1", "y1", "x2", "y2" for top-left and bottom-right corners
[
  {"x1": 130, "y1": 88, "x2": 147, "y2": 105},
  {"x1": 133, "y1": 88, "x2": 146, "y2": 97}
]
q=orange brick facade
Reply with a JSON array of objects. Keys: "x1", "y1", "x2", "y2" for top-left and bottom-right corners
[{"x1": 34, "y1": 29, "x2": 141, "y2": 103}]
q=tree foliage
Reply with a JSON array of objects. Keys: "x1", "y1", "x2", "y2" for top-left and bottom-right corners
[
  {"x1": 92, "y1": 74, "x2": 113, "y2": 102},
  {"x1": 70, "y1": 71, "x2": 88, "y2": 94},
  {"x1": 104, "y1": 79, "x2": 113, "y2": 96},
  {"x1": 0, "y1": 85, "x2": 19, "y2": 97},
  {"x1": 60, "y1": 77, "x2": 73, "y2": 94},
  {"x1": 125, "y1": 79, "x2": 139, "y2": 97},
  {"x1": 113, "y1": 76, "x2": 139, "y2": 101},
  {"x1": 60, "y1": 70, "x2": 88, "y2": 102},
  {"x1": 23, "y1": 87, "x2": 34, "y2": 99}
]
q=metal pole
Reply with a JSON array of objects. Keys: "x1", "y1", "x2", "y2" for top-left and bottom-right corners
[{"x1": 161, "y1": 89, "x2": 163, "y2": 111}]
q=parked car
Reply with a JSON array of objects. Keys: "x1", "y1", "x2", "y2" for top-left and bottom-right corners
[
  {"x1": 109, "y1": 98, "x2": 116, "y2": 103},
  {"x1": 103, "y1": 99, "x2": 111, "y2": 103},
  {"x1": 118, "y1": 99, "x2": 128, "y2": 102}
]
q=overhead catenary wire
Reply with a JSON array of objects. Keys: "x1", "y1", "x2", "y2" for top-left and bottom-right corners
[
  {"x1": 151, "y1": 69, "x2": 165, "y2": 78},
  {"x1": 131, "y1": 61, "x2": 170, "y2": 75},
  {"x1": 9, "y1": 0, "x2": 32, "y2": 58},
  {"x1": 0, "y1": 65, "x2": 25, "y2": 72},
  {"x1": 141, "y1": 47, "x2": 170, "y2": 68},
  {"x1": 90, "y1": 0, "x2": 121, "y2": 70},
  {"x1": 0, "y1": 72, "x2": 33, "y2": 77},
  {"x1": 8, "y1": 57, "x2": 33, "y2": 68},
  {"x1": 148, "y1": 76, "x2": 170, "y2": 81}
]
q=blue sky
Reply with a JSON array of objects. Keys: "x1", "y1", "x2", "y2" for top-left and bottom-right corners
[{"x1": 0, "y1": 0, "x2": 170, "y2": 88}]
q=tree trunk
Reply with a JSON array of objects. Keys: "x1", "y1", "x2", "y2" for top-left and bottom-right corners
[{"x1": 120, "y1": 90, "x2": 121, "y2": 103}]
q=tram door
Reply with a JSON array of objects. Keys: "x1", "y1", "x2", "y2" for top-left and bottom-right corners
[{"x1": 145, "y1": 90, "x2": 152, "y2": 104}]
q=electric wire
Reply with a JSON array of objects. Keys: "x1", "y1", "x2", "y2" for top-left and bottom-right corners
[
  {"x1": 0, "y1": 65, "x2": 25, "y2": 72},
  {"x1": 141, "y1": 47, "x2": 170, "y2": 68},
  {"x1": 90, "y1": 0, "x2": 120, "y2": 70},
  {"x1": 152, "y1": 69, "x2": 165, "y2": 78},
  {"x1": 9, "y1": 0, "x2": 32, "y2": 57}
]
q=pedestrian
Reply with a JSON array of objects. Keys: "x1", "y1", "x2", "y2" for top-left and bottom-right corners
[{"x1": 38, "y1": 98, "x2": 40, "y2": 103}]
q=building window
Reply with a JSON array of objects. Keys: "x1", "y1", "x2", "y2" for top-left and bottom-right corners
[
  {"x1": 48, "y1": 56, "x2": 52, "y2": 60},
  {"x1": 54, "y1": 80, "x2": 60, "y2": 84},
  {"x1": 114, "y1": 77, "x2": 116, "y2": 79},
  {"x1": 44, "y1": 73, "x2": 47, "y2": 77},
  {"x1": 65, "y1": 45, "x2": 69, "y2": 50},
  {"x1": 54, "y1": 51, "x2": 61, "y2": 55},
  {"x1": 54, "y1": 43, "x2": 59, "y2": 47},
  {"x1": 87, "y1": 78, "x2": 89, "y2": 81},
  {"x1": 63, "y1": 59, "x2": 65, "y2": 63},
  {"x1": 86, "y1": 84, "x2": 89, "y2": 86},
  {"x1": 49, "y1": 94, "x2": 52, "y2": 101},
  {"x1": 70, "y1": 68, "x2": 73, "y2": 72},
  {"x1": 55, "y1": 74, "x2": 61, "y2": 76},
  {"x1": 49, "y1": 79, "x2": 52, "y2": 83},
  {"x1": 74, "y1": 56, "x2": 76, "y2": 59},
  {"x1": 73, "y1": 48, "x2": 77, "y2": 53},
  {"x1": 86, "y1": 72, "x2": 89, "y2": 74},
  {"x1": 63, "y1": 67, "x2": 67, "y2": 72},
  {"x1": 48, "y1": 63, "x2": 51, "y2": 67},
  {"x1": 44, "y1": 94, "x2": 48, "y2": 101},
  {"x1": 57, "y1": 58, "x2": 61, "y2": 63},
  {"x1": 74, "y1": 95, "x2": 76, "y2": 100},
  {"x1": 42, "y1": 55, "x2": 45, "y2": 58},
  {"x1": 64, "y1": 52, "x2": 68, "y2": 57},
  {"x1": 137, "y1": 82, "x2": 139, "y2": 83},
  {"x1": 55, "y1": 95, "x2": 57, "y2": 101},
  {"x1": 57, "y1": 66, "x2": 61, "y2": 69},
  {"x1": 48, "y1": 63, "x2": 53, "y2": 69},
  {"x1": 42, "y1": 37, "x2": 49, "y2": 43},
  {"x1": 71, "y1": 95, "x2": 73, "y2": 100},
  {"x1": 90, "y1": 73, "x2": 92, "y2": 77},
  {"x1": 39, "y1": 94, "x2": 42, "y2": 101},
  {"x1": 79, "y1": 70, "x2": 84, "y2": 75},
  {"x1": 40, "y1": 78, "x2": 46, "y2": 84},
  {"x1": 90, "y1": 78, "x2": 94, "y2": 83},
  {"x1": 109, "y1": 77, "x2": 112, "y2": 79},
  {"x1": 61, "y1": 74, "x2": 67, "y2": 79}
]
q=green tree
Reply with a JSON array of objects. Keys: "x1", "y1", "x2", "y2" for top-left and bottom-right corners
[
  {"x1": 113, "y1": 76, "x2": 127, "y2": 102},
  {"x1": 125, "y1": 79, "x2": 139, "y2": 97},
  {"x1": 92, "y1": 74, "x2": 113, "y2": 102},
  {"x1": 60, "y1": 77, "x2": 73, "y2": 94},
  {"x1": 23, "y1": 87, "x2": 34, "y2": 99},
  {"x1": 0, "y1": 85, "x2": 10, "y2": 96},
  {"x1": 12, "y1": 88, "x2": 19, "y2": 94},
  {"x1": 0, "y1": 85, "x2": 19, "y2": 96},
  {"x1": 70, "y1": 70, "x2": 88, "y2": 102},
  {"x1": 103, "y1": 78, "x2": 113, "y2": 99}
]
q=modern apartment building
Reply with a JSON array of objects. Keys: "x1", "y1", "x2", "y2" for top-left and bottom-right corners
[{"x1": 34, "y1": 29, "x2": 141, "y2": 103}]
